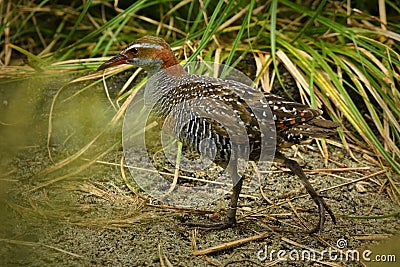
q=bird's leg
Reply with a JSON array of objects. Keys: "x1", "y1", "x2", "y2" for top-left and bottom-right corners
[
  {"x1": 225, "y1": 175, "x2": 243, "y2": 226},
  {"x1": 275, "y1": 152, "x2": 336, "y2": 233},
  {"x1": 184, "y1": 160, "x2": 243, "y2": 230}
]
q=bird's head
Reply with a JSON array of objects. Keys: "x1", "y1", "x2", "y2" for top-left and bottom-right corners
[{"x1": 97, "y1": 36, "x2": 180, "y2": 76}]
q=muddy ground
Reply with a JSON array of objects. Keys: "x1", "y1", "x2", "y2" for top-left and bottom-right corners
[{"x1": 0, "y1": 73, "x2": 399, "y2": 266}]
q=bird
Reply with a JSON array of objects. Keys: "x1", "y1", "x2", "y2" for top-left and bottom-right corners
[{"x1": 98, "y1": 35, "x2": 338, "y2": 233}]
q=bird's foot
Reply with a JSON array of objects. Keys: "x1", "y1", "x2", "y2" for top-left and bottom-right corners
[
  {"x1": 184, "y1": 205, "x2": 237, "y2": 230},
  {"x1": 276, "y1": 152, "x2": 336, "y2": 234}
]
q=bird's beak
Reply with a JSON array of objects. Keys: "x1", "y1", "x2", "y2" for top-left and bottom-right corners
[{"x1": 97, "y1": 53, "x2": 129, "y2": 71}]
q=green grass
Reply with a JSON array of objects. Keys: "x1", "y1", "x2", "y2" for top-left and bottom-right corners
[{"x1": 1, "y1": 0, "x2": 399, "y2": 185}]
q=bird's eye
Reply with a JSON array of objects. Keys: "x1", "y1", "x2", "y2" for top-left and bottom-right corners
[{"x1": 131, "y1": 47, "x2": 138, "y2": 54}]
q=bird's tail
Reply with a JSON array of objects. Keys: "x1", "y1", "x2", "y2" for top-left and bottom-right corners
[{"x1": 280, "y1": 118, "x2": 339, "y2": 145}]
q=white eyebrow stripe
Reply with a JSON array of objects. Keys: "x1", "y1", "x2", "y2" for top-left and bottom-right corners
[{"x1": 124, "y1": 43, "x2": 163, "y2": 51}]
